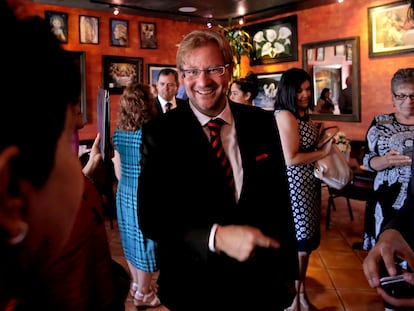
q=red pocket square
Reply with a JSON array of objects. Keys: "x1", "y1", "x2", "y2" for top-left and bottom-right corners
[{"x1": 255, "y1": 153, "x2": 268, "y2": 161}]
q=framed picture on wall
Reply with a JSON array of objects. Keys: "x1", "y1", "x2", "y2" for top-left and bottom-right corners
[
  {"x1": 368, "y1": 1, "x2": 414, "y2": 57},
  {"x1": 147, "y1": 63, "x2": 176, "y2": 86},
  {"x1": 334, "y1": 45, "x2": 345, "y2": 56},
  {"x1": 246, "y1": 15, "x2": 298, "y2": 66},
  {"x1": 68, "y1": 51, "x2": 87, "y2": 123},
  {"x1": 110, "y1": 18, "x2": 128, "y2": 47},
  {"x1": 139, "y1": 22, "x2": 157, "y2": 49},
  {"x1": 346, "y1": 44, "x2": 353, "y2": 61},
  {"x1": 313, "y1": 65, "x2": 342, "y2": 109},
  {"x1": 79, "y1": 15, "x2": 99, "y2": 44},
  {"x1": 45, "y1": 11, "x2": 68, "y2": 43},
  {"x1": 102, "y1": 55, "x2": 143, "y2": 94},
  {"x1": 316, "y1": 47, "x2": 325, "y2": 61},
  {"x1": 253, "y1": 72, "x2": 284, "y2": 111}
]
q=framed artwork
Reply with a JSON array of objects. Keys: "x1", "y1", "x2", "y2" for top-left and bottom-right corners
[
  {"x1": 334, "y1": 45, "x2": 345, "y2": 56},
  {"x1": 368, "y1": 1, "x2": 414, "y2": 58},
  {"x1": 102, "y1": 55, "x2": 143, "y2": 94},
  {"x1": 316, "y1": 47, "x2": 325, "y2": 61},
  {"x1": 139, "y1": 22, "x2": 157, "y2": 49},
  {"x1": 307, "y1": 48, "x2": 315, "y2": 61},
  {"x1": 253, "y1": 72, "x2": 284, "y2": 111},
  {"x1": 110, "y1": 18, "x2": 128, "y2": 47},
  {"x1": 346, "y1": 44, "x2": 353, "y2": 61},
  {"x1": 147, "y1": 63, "x2": 176, "y2": 85},
  {"x1": 79, "y1": 15, "x2": 99, "y2": 44},
  {"x1": 246, "y1": 15, "x2": 298, "y2": 66},
  {"x1": 45, "y1": 11, "x2": 68, "y2": 43},
  {"x1": 68, "y1": 51, "x2": 87, "y2": 123},
  {"x1": 313, "y1": 65, "x2": 342, "y2": 110}
]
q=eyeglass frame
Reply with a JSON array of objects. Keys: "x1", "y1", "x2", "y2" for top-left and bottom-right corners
[
  {"x1": 180, "y1": 64, "x2": 231, "y2": 79},
  {"x1": 392, "y1": 92, "x2": 414, "y2": 101}
]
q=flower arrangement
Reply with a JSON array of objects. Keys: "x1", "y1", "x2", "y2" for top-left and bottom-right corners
[
  {"x1": 252, "y1": 26, "x2": 292, "y2": 59},
  {"x1": 334, "y1": 131, "x2": 351, "y2": 154}
]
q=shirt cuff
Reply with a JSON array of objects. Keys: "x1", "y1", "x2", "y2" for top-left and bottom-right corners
[{"x1": 208, "y1": 224, "x2": 218, "y2": 252}]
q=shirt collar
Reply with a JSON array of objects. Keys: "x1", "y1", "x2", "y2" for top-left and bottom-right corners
[
  {"x1": 158, "y1": 96, "x2": 175, "y2": 107},
  {"x1": 189, "y1": 100, "x2": 233, "y2": 127}
]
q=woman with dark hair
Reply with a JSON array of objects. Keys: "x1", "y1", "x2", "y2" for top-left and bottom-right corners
[
  {"x1": 0, "y1": 1, "x2": 123, "y2": 309},
  {"x1": 316, "y1": 87, "x2": 335, "y2": 114},
  {"x1": 229, "y1": 71, "x2": 259, "y2": 105},
  {"x1": 274, "y1": 68, "x2": 333, "y2": 311}
]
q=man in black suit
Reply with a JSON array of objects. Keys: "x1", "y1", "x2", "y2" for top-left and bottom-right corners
[
  {"x1": 138, "y1": 29, "x2": 299, "y2": 311},
  {"x1": 154, "y1": 68, "x2": 186, "y2": 114}
]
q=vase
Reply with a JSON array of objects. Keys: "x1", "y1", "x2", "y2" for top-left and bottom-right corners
[{"x1": 233, "y1": 62, "x2": 241, "y2": 80}]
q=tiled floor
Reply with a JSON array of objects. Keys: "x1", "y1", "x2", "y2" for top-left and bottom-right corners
[{"x1": 107, "y1": 186, "x2": 385, "y2": 311}]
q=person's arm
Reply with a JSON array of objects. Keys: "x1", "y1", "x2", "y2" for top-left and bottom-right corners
[
  {"x1": 363, "y1": 117, "x2": 411, "y2": 171},
  {"x1": 111, "y1": 150, "x2": 121, "y2": 181},
  {"x1": 82, "y1": 133, "x2": 102, "y2": 178},
  {"x1": 275, "y1": 110, "x2": 331, "y2": 166}
]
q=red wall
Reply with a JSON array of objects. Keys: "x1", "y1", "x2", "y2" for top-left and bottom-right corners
[
  {"x1": 25, "y1": 0, "x2": 414, "y2": 142},
  {"x1": 243, "y1": 0, "x2": 414, "y2": 141}
]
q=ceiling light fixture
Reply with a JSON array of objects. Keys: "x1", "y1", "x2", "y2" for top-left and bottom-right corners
[
  {"x1": 113, "y1": 6, "x2": 120, "y2": 16},
  {"x1": 178, "y1": 6, "x2": 197, "y2": 13},
  {"x1": 206, "y1": 19, "x2": 213, "y2": 28}
]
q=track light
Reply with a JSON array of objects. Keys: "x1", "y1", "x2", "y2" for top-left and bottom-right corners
[
  {"x1": 239, "y1": 17, "x2": 244, "y2": 25},
  {"x1": 113, "y1": 7, "x2": 120, "y2": 16},
  {"x1": 206, "y1": 20, "x2": 213, "y2": 28}
]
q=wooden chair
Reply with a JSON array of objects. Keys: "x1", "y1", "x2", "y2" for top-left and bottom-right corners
[{"x1": 325, "y1": 141, "x2": 375, "y2": 230}]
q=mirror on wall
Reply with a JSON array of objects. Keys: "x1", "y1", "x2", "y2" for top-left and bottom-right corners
[{"x1": 302, "y1": 37, "x2": 360, "y2": 122}]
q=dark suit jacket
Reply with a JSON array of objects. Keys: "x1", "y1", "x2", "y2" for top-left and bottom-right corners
[
  {"x1": 154, "y1": 96, "x2": 187, "y2": 115},
  {"x1": 385, "y1": 152, "x2": 414, "y2": 248},
  {"x1": 138, "y1": 101, "x2": 299, "y2": 311}
]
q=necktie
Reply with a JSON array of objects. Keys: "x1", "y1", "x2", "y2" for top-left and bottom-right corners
[
  {"x1": 165, "y1": 102, "x2": 172, "y2": 112},
  {"x1": 207, "y1": 118, "x2": 235, "y2": 194}
]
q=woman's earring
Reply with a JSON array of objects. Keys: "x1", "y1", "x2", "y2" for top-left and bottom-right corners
[{"x1": 8, "y1": 222, "x2": 28, "y2": 245}]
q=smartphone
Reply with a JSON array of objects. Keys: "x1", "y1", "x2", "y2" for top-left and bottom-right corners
[
  {"x1": 380, "y1": 275, "x2": 414, "y2": 298},
  {"x1": 379, "y1": 259, "x2": 414, "y2": 299}
]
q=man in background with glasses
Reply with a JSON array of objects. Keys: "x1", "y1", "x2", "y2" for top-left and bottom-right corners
[{"x1": 138, "y1": 29, "x2": 299, "y2": 311}]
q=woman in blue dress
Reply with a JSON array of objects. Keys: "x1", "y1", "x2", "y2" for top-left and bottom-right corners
[
  {"x1": 112, "y1": 83, "x2": 161, "y2": 308},
  {"x1": 275, "y1": 68, "x2": 333, "y2": 311}
]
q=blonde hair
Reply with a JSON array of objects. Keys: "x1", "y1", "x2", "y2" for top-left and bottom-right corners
[{"x1": 176, "y1": 29, "x2": 234, "y2": 70}]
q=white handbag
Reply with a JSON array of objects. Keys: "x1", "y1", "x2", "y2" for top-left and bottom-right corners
[{"x1": 314, "y1": 126, "x2": 353, "y2": 190}]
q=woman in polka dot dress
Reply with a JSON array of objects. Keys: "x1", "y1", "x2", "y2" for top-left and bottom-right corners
[{"x1": 275, "y1": 68, "x2": 333, "y2": 311}]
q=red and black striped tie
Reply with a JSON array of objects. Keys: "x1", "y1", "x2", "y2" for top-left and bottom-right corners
[{"x1": 207, "y1": 118, "x2": 235, "y2": 194}]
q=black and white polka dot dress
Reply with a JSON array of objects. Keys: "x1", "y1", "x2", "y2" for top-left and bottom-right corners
[{"x1": 286, "y1": 118, "x2": 321, "y2": 252}]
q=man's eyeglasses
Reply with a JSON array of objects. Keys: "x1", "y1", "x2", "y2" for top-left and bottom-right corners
[
  {"x1": 181, "y1": 64, "x2": 230, "y2": 79},
  {"x1": 393, "y1": 92, "x2": 414, "y2": 101}
]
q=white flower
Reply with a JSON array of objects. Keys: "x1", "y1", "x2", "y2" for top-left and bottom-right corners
[
  {"x1": 253, "y1": 25, "x2": 292, "y2": 59},
  {"x1": 264, "y1": 29, "x2": 277, "y2": 42},
  {"x1": 273, "y1": 42, "x2": 285, "y2": 55},
  {"x1": 278, "y1": 27, "x2": 292, "y2": 39},
  {"x1": 253, "y1": 31, "x2": 265, "y2": 43},
  {"x1": 261, "y1": 42, "x2": 274, "y2": 57}
]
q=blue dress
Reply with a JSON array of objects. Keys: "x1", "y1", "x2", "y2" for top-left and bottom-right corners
[{"x1": 112, "y1": 128, "x2": 158, "y2": 272}]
